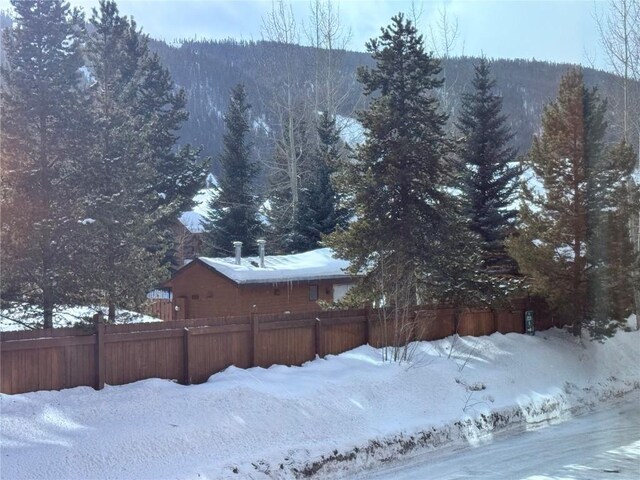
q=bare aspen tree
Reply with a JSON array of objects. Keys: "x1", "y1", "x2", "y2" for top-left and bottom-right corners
[
  {"x1": 305, "y1": 0, "x2": 354, "y2": 128},
  {"x1": 595, "y1": 0, "x2": 640, "y2": 139},
  {"x1": 305, "y1": 0, "x2": 355, "y2": 151},
  {"x1": 261, "y1": 0, "x2": 309, "y2": 228},
  {"x1": 424, "y1": 4, "x2": 464, "y2": 119}
]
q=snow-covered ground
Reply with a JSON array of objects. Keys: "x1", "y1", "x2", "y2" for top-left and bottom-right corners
[
  {"x1": 0, "y1": 304, "x2": 161, "y2": 332},
  {"x1": 1, "y1": 327, "x2": 638, "y2": 479}
]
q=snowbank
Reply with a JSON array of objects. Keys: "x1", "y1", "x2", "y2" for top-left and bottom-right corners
[
  {"x1": 1, "y1": 329, "x2": 638, "y2": 479},
  {"x1": 0, "y1": 304, "x2": 161, "y2": 332}
]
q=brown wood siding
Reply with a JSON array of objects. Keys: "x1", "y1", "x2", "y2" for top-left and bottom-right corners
[{"x1": 167, "y1": 261, "x2": 353, "y2": 318}]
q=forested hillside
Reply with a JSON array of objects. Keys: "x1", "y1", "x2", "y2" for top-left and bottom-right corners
[
  {"x1": 1, "y1": 9, "x2": 633, "y2": 177},
  {"x1": 149, "y1": 38, "x2": 634, "y2": 176}
]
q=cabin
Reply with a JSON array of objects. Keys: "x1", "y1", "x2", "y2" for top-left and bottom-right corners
[{"x1": 163, "y1": 243, "x2": 355, "y2": 319}]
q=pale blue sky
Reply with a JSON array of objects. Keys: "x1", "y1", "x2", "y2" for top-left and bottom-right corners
[{"x1": 0, "y1": 0, "x2": 610, "y2": 70}]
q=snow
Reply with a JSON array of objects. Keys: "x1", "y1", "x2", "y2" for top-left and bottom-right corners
[
  {"x1": 198, "y1": 247, "x2": 352, "y2": 284},
  {"x1": 336, "y1": 114, "x2": 364, "y2": 146},
  {"x1": 0, "y1": 304, "x2": 161, "y2": 332},
  {"x1": 252, "y1": 115, "x2": 270, "y2": 134},
  {"x1": 1, "y1": 327, "x2": 638, "y2": 479},
  {"x1": 178, "y1": 186, "x2": 216, "y2": 233}
]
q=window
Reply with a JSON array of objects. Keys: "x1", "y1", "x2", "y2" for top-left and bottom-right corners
[
  {"x1": 333, "y1": 284, "x2": 353, "y2": 302},
  {"x1": 309, "y1": 285, "x2": 319, "y2": 301}
]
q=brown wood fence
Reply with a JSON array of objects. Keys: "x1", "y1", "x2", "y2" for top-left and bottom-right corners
[
  {"x1": 147, "y1": 299, "x2": 173, "y2": 321},
  {"x1": 0, "y1": 299, "x2": 556, "y2": 395}
]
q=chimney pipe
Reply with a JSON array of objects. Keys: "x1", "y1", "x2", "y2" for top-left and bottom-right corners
[
  {"x1": 233, "y1": 241, "x2": 242, "y2": 265},
  {"x1": 257, "y1": 239, "x2": 266, "y2": 268}
]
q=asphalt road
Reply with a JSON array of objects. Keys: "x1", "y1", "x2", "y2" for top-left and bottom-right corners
[{"x1": 363, "y1": 396, "x2": 640, "y2": 479}]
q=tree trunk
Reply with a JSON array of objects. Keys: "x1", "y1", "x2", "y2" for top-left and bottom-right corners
[
  {"x1": 108, "y1": 301, "x2": 116, "y2": 323},
  {"x1": 42, "y1": 286, "x2": 54, "y2": 329}
]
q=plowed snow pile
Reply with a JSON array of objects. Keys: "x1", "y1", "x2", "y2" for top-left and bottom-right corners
[{"x1": 1, "y1": 327, "x2": 638, "y2": 479}]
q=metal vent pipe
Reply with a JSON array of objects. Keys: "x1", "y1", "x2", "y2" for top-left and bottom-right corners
[
  {"x1": 257, "y1": 239, "x2": 266, "y2": 268},
  {"x1": 233, "y1": 241, "x2": 242, "y2": 265}
]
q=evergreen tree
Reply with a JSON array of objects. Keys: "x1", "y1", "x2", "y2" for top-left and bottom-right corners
[
  {"x1": 457, "y1": 58, "x2": 520, "y2": 275},
  {"x1": 588, "y1": 141, "x2": 639, "y2": 332},
  {"x1": 327, "y1": 14, "x2": 477, "y2": 307},
  {"x1": 80, "y1": 1, "x2": 205, "y2": 322},
  {"x1": 0, "y1": 0, "x2": 89, "y2": 328},
  {"x1": 508, "y1": 68, "x2": 637, "y2": 338},
  {"x1": 203, "y1": 84, "x2": 261, "y2": 256},
  {"x1": 290, "y1": 112, "x2": 349, "y2": 252}
]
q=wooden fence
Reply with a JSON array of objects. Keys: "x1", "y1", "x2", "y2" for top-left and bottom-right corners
[
  {"x1": 0, "y1": 299, "x2": 556, "y2": 395},
  {"x1": 147, "y1": 299, "x2": 173, "y2": 322}
]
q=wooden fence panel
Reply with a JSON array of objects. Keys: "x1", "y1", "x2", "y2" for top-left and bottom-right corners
[
  {"x1": 66, "y1": 344, "x2": 96, "y2": 389},
  {"x1": 1, "y1": 341, "x2": 95, "y2": 394},
  {"x1": 496, "y1": 310, "x2": 525, "y2": 334},
  {"x1": 458, "y1": 310, "x2": 495, "y2": 337},
  {"x1": 147, "y1": 299, "x2": 173, "y2": 322},
  {"x1": 104, "y1": 334, "x2": 184, "y2": 386},
  {"x1": 188, "y1": 330, "x2": 251, "y2": 384},
  {"x1": 321, "y1": 318, "x2": 366, "y2": 356},
  {"x1": 415, "y1": 308, "x2": 457, "y2": 341},
  {"x1": 256, "y1": 324, "x2": 315, "y2": 368}
]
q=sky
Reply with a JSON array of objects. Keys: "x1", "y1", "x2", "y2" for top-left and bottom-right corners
[{"x1": 0, "y1": 0, "x2": 611, "y2": 70}]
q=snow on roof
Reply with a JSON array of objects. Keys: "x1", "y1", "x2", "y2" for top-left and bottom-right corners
[{"x1": 197, "y1": 247, "x2": 352, "y2": 284}]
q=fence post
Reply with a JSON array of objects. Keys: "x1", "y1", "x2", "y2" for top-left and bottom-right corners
[
  {"x1": 315, "y1": 318, "x2": 322, "y2": 358},
  {"x1": 183, "y1": 327, "x2": 192, "y2": 385},
  {"x1": 250, "y1": 309, "x2": 258, "y2": 367},
  {"x1": 94, "y1": 312, "x2": 105, "y2": 390}
]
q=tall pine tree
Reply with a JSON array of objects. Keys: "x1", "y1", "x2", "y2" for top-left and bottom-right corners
[
  {"x1": 508, "y1": 68, "x2": 637, "y2": 338},
  {"x1": 80, "y1": 1, "x2": 205, "y2": 321},
  {"x1": 457, "y1": 58, "x2": 520, "y2": 275},
  {"x1": 203, "y1": 84, "x2": 262, "y2": 256},
  {"x1": 0, "y1": 0, "x2": 89, "y2": 328},
  {"x1": 327, "y1": 14, "x2": 476, "y2": 307}
]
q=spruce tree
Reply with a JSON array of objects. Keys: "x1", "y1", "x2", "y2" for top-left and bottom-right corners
[
  {"x1": 457, "y1": 58, "x2": 520, "y2": 276},
  {"x1": 588, "y1": 141, "x2": 639, "y2": 333},
  {"x1": 203, "y1": 84, "x2": 262, "y2": 256},
  {"x1": 290, "y1": 112, "x2": 349, "y2": 252},
  {"x1": 81, "y1": 1, "x2": 205, "y2": 321},
  {"x1": 0, "y1": 0, "x2": 89, "y2": 328},
  {"x1": 508, "y1": 68, "x2": 637, "y2": 338},
  {"x1": 327, "y1": 14, "x2": 476, "y2": 307}
]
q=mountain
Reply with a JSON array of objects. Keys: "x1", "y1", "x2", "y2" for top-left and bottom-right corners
[
  {"x1": 1, "y1": 8, "x2": 633, "y2": 177},
  {"x1": 148, "y1": 38, "x2": 635, "y2": 178}
]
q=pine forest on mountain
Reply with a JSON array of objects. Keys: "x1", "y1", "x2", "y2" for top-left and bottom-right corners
[{"x1": 148, "y1": 39, "x2": 638, "y2": 178}]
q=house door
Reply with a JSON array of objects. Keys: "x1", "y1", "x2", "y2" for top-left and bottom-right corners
[{"x1": 174, "y1": 296, "x2": 187, "y2": 320}]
